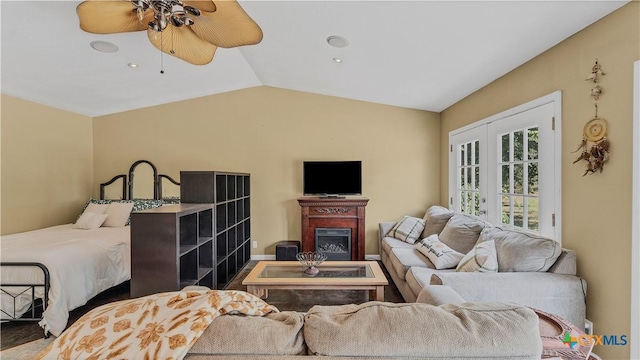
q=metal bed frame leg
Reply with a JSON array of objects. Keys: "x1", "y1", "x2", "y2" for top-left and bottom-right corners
[{"x1": 1, "y1": 262, "x2": 50, "y2": 337}]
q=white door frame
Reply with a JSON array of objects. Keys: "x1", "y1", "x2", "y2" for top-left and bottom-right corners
[
  {"x1": 631, "y1": 60, "x2": 639, "y2": 360},
  {"x1": 448, "y1": 91, "x2": 562, "y2": 241}
]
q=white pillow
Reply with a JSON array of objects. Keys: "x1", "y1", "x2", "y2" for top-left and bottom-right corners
[
  {"x1": 415, "y1": 234, "x2": 465, "y2": 269},
  {"x1": 386, "y1": 216, "x2": 426, "y2": 244},
  {"x1": 102, "y1": 202, "x2": 134, "y2": 227},
  {"x1": 84, "y1": 203, "x2": 109, "y2": 215},
  {"x1": 73, "y1": 212, "x2": 109, "y2": 230},
  {"x1": 456, "y1": 240, "x2": 498, "y2": 273}
]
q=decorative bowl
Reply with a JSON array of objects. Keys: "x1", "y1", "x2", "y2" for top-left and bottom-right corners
[{"x1": 296, "y1": 252, "x2": 328, "y2": 276}]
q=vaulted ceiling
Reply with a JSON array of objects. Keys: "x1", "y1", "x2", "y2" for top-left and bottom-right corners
[{"x1": 1, "y1": 1, "x2": 629, "y2": 117}]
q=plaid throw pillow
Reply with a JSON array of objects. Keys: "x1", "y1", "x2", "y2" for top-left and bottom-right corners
[{"x1": 387, "y1": 216, "x2": 426, "y2": 244}]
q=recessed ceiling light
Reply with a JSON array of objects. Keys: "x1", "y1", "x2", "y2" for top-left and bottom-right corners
[
  {"x1": 327, "y1": 35, "x2": 349, "y2": 48},
  {"x1": 128, "y1": 63, "x2": 139, "y2": 68},
  {"x1": 90, "y1": 40, "x2": 118, "y2": 53},
  {"x1": 333, "y1": 57, "x2": 343, "y2": 63}
]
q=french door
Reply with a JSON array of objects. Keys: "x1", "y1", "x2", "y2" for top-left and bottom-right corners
[
  {"x1": 450, "y1": 125, "x2": 487, "y2": 220},
  {"x1": 449, "y1": 99, "x2": 558, "y2": 239}
]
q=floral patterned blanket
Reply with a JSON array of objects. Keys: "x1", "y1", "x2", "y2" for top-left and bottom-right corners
[{"x1": 36, "y1": 290, "x2": 278, "y2": 360}]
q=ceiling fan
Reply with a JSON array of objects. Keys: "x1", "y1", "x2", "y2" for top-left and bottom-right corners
[{"x1": 76, "y1": 0, "x2": 263, "y2": 65}]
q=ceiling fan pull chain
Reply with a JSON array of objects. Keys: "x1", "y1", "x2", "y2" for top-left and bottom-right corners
[
  {"x1": 160, "y1": 32, "x2": 164, "y2": 74},
  {"x1": 170, "y1": 27, "x2": 175, "y2": 55}
]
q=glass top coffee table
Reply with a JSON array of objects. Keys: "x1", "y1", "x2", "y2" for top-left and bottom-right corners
[{"x1": 242, "y1": 261, "x2": 388, "y2": 301}]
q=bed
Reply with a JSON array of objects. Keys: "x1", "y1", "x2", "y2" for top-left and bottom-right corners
[{"x1": 0, "y1": 160, "x2": 180, "y2": 336}]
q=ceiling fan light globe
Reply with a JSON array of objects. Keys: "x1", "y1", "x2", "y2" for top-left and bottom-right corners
[
  {"x1": 154, "y1": 1, "x2": 171, "y2": 13},
  {"x1": 159, "y1": 17, "x2": 168, "y2": 30},
  {"x1": 183, "y1": 6, "x2": 200, "y2": 16},
  {"x1": 149, "y1": 21, "x2": 160, "y2": 32},
  {"x1": 131, "y1": 0, "x2": 149, "y2": 11},
  {"x1": 171, "y1": 16, "x2": 184, "y2": 27}
]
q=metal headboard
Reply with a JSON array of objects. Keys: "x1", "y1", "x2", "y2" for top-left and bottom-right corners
[{"x1": 99, "y1": 159, "x2": 180, "y2": 200}]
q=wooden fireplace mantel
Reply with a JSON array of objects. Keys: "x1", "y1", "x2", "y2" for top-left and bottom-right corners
[{"x1": 298, "y1": 197, "x2": 369, "y2": 260}]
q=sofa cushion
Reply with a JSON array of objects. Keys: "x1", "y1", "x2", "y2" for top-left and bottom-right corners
[
  {"x1": 414, "y1": 234, "x2": 465, "y2": 269},
  {"x1": 429, "y1": 272, "x2": 587, "y2": 327},
  {"x1": 456, "y1": 239, "x2": 498, "y2": 273},
  {"x1": 416, "y1": 285, "x2": 466, "y2": 306},
  {"x1": 406, "y1": 266, "x2": 448, "y2": 298},
  {"x1": 547, "y1": 249, "x2": 577, "y2": 275},
  {"x1": 189, "y1": 311, "x2": 306, "y2": 356},
  {"x1": 381, "y1": 236, "x2": 415, "y2": 257},
  {"x1": 386, "y1": 215, "x2": 425, "y2": 244},
  {"x1": 389, "y1": 248, "x2": 433, "y2": 280},
  {"x1": 304, "y1": 302, "x2": 542, "y2": 359},
  {"x1": 422, "y1": 205, "x2": 455, "y2": 238},
  {"x1": 438, "y1": 213, "x2": 487, "y2": 254},
  {"x1": 480, "y1": 227, "x2": 562, "y2": 272}
]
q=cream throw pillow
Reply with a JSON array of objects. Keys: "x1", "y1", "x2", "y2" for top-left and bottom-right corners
[
  {"x1": 102, "y1": 202, "x2": 134, "y2": 227},
  {"x1": 456, "y1": 240, "x2": 498, "y2": 273},
  {"x1": 387, "y1": 216, "x2": 426, "y2": 244},
  {"x1": 415, "y1": 234, "x2": 465, "y2": 269},
  {"x1": 438, "y1": 214, "x2": 487, "y2": 254},
  {"x1": 73, "y1": 212, "x2": 109, "y2": 230},
  {"x1": 84, "y1": 203, "x2": 109, "y2": 215},
  {"x1": 421, "y1": 206, "x2": 454, "y2": 238}
]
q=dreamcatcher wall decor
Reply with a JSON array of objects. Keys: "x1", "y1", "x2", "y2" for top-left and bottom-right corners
[{"x1": 573, "y1": 59, "x2": 610, "y2": 176}]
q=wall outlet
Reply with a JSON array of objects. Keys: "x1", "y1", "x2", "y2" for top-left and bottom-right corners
[
  {"x1": 584, "y1": 319, "x2": 593, "y2": 335},
  {"x1": 252, "y1": 241, "x2": 258, "y2": 249}
]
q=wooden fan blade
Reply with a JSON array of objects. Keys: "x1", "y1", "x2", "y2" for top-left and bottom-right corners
[
  {"x1": 190, "y1": 0, "x2": 263, "y2": 48},
  {"x1": 183, "y1": 0, "x2": 217, "y2": 13},
  {"x1": 147, "y1": 27, "x2": 217, "y2": 65},
  {"x1": 77, "y1": 0, "x2": 152, "y2": 34}
]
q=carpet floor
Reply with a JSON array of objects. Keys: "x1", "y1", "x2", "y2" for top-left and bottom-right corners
[{"x1": 1, "y1": 260, "x2": 403, "y2": 351}]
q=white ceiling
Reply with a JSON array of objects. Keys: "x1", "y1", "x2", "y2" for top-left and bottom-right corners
[{"x1": 0, "y1": 1, "x2": 629, "y2": 117}]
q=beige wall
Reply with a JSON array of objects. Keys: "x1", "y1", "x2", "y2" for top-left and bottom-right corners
[
  {"x1": 4, "y1": 5, "x2": 636, "y2": 356},
  {"x1": 439, "y1": 3, "x2": 639, "y2": 359},
  {"x1": 92, "y1": 86, "x2": 441, "y2": 256},
  {"x1": 1, "y1": 95, "x2": 94, "y2": 235}
]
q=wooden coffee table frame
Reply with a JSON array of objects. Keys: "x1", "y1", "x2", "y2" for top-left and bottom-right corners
[{"x1": 242, "y1": 261, "x2": 388, "y2": 301}]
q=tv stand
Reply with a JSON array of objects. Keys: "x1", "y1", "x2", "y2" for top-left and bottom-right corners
[{"x1": 298, "y1": 197, "x2": 369, "y2": 260}]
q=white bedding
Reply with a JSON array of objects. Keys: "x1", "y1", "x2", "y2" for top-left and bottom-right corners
[{"x1": 0, "y1": 224, "x2": 130, "y2": 336}]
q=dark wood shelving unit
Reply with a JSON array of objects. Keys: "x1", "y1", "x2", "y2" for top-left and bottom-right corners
[
  {"x1": 181, "y1": 171, "x2": 251, "y2": 289},
  {"x1": 130, "y1": 203, "x2": 215, "y2": 298},
  {"x1": 130, "y1": 172, "x2": 251, "y2": 296}
]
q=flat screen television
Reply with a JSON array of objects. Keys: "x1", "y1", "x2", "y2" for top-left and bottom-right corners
[{"x1": 303, "y1": 161, "x2": 362, "y2": 197}]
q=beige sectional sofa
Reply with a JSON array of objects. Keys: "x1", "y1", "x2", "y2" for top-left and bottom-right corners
[
  {"x1": 186, "y1": 300, "x2": 543, "y2": 359},
  {"x1": 379, "y1": 206, "x2": 587, "y2": 328}
]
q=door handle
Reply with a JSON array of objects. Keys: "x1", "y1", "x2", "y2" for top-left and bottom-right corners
[{"x1": 478, "y1": 210, "x2": 487, "y2": 215}]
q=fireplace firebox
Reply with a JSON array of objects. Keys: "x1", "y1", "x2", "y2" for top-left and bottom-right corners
[{"x1": 315, "y1": 228, "x2": 351, "y2": 260}]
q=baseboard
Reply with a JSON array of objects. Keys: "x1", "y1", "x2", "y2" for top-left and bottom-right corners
[
  {"x1": 250, "y1": 254, "x2": 380, "y2": 261},
  {"x1": 251, "y1": 255, "x2": 276, "y2": 260}
]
